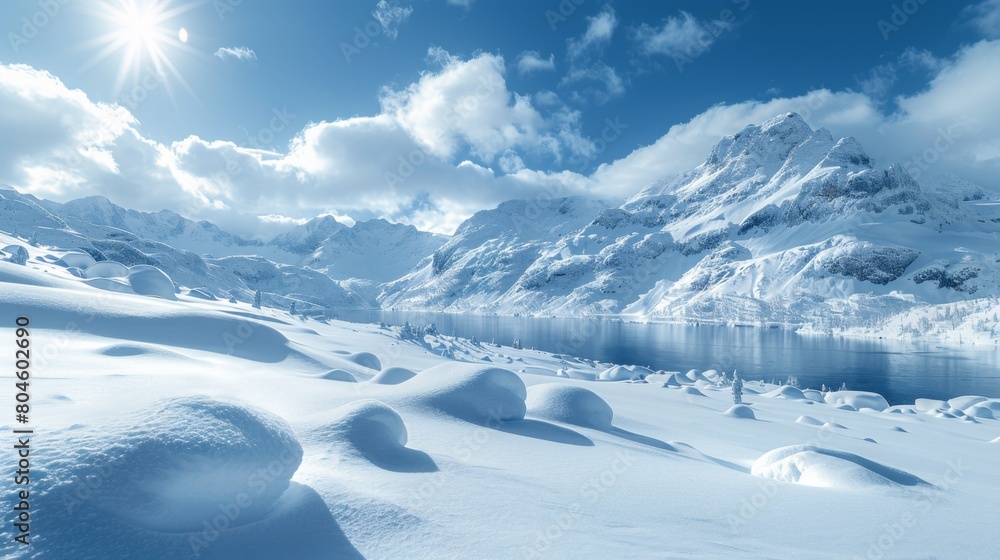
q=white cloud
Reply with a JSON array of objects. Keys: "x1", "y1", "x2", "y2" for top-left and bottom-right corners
[
  {"x1": 563, "y1": 6, "x2": 624, "y2": 103},
  {"x1": 963, "y1": 0, "x2": 1000, "y2": 38},
  {"x1": 568, "y1": 6, "x2": 618, "y2": 60},
  {"x1": 633, "y1": 11, "x2": 732, "y2": 59},
  {"x1": 593, "y1": 40, "x2": 1000, "y2": 195},
  {"x1": 372, "y1": 1, "x2": 413, "y2": 39},
  {"x1": 899, "y1": 47, "x2": 945, "y2": 73},
  {"x1": 0, "y1": 56, "x2": 599, "y2": 236},
  {"x1": 380, "y1": 48, "x2": 591, "y2": 163},
  {"x1": 516, "y1": 51, "x2": 556, "y2": 75},
  {"x1": 857, "y1": 63, "x2": 897, "y2": 99},
  {"x1": 561, "y1": 63, "x2": 624, "y2": 104},
  {"x1": 446, "y1": 0, "x2": 473, "y2": 8},
  {"x1": 213, "y1": 46, "x2": 257, "y2": 62},
  {"x1": 498, "y1": 150, "x2": 526, "y2": 174},
  {"x1": 3, "y1": 40, "x2": 999, "y2": 239}
]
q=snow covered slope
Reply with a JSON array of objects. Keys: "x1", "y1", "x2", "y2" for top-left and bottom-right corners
[
  {"x1": 379, "y1": 196, "x2": 620, "y2": 312},
  {"x1": 380, "y1": 113, "x2": 1000, "y2": 333},
  {"x1": 1, "y1": 249, "x2": 998, "y2": 559}
]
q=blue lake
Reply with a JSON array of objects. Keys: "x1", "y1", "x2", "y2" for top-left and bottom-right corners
[{"x1": 332, "y1": 310, "x2": 1000, "y2": 405}]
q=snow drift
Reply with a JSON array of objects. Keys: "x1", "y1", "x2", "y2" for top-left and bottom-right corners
[{"x1": 751, "y1": 445, "x2": 929, "y2": 490}]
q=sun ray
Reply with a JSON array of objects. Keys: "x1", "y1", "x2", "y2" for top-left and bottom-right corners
[{"x1": 82, "y1": 0, "x2": 204, "y2": 106}]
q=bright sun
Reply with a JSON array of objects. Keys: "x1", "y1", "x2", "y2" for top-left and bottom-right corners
[{"x1": 85, "y1": 0, "x2": 199, "y2": 99}]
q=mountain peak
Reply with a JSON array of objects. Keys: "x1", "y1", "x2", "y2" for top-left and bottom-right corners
[
  {"x1": 820, "y1": 136, "x2": 872, "y2": 169},
  {"x1": 707, "y1": 112, "x2": 815, "y2": 169},
  {"x1": 760, "y1": 112, "x2": 811, "y2": 134}
]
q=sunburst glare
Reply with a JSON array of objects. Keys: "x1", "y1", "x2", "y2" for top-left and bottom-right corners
[{"x1": 83, "y1": 0, "x2": 200, "y2": 101}]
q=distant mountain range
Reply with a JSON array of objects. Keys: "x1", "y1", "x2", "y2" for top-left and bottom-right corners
[{"x1": 3, "y1": 112, "x2": 998, "y2": 334}]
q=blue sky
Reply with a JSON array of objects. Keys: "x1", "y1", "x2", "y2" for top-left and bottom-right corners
[{"x1": 1, "y1": 0, "x2": 999, "y2": 236}]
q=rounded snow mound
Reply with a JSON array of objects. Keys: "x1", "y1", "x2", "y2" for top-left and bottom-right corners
[
  {"x1": 802, "y1": 389, "x2": 825, "y2": 401},
  {"x1": 402, "y1": 363, "x2": 527, "y2": 424},
  {"x1": 525, "y1": 384, "x2": 614, "y2": 429},
  {"x1": 598, "y1": 364, "x2": 651, "y2": 381},
  {"x1": 317, "y1": 369, "x2": 357, "y2": 382},
  {"x1": 965, "y1": 405, "x2": 994, "y2": 419},
  {"x1": 85, "y1": 260, "x2": 129, "y2": 279},
  {"x1": 56, "y1": 250, "x2": 97, "y2": 269},
  {"x1": 700, "y1": 369, "x2": 721, "y2": 382},
  {"x1": 977, "y1": 400, "x2": 1000, "y2": 413},
  {"x1": 949, "y1": 395, "x2": 987, "y2": 410},
  {"x1": 764, "y1": 385, "x2": 806, "y2": 400},
  {"x1": 98, "y1": 343, "x2": 190, "y2": 361},
  {"x1": 48, "y1": 397, "x2": 302, "y2": 533},
  {"x1": 369, "y1": 366, "x2": 417, "y2": 385},
  {"x1": 723, "y1": 405, "x2": 756, "y2": 419},
  {"x1": 127, "y1": 266, "x2": 177, "y2": 300},
  {"x1": 344, "y1": 351, "x2": 382, "y2": 370},
  {"x1": 679, "y1": 386, "x2": 706, "y2": 397},
  {"x1": 2, "y1": 244, "x2": 29, "y2": 265},
  {"x1": 186, "y1": 287, "x2": 217, "y2": 300},
  {"x1": 915, "y1": 398, "x2": 948, "y2": 412},
  {"x1": 824, "y1": 391, "x2": 889, "y2": 412},
  {"x1": 308, "y1": 400, "x2": 408, "y2": 458},
  {"x1": 796, "y1": 415, "x2": 824, "y2": 426},
  {"x1": 751, "y1": 445, "x2": 928, "y2": 490},
  {"x1": 661, "y1": 373, "x2": 684, "y2": 387}
]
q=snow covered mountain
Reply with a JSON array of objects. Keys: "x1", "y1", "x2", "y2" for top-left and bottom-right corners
[
  {"x1": 0, "y1": 186, "x2": 448, "y2": 308},
  {"x1": 380, "y1": 113, "x2": 1000, "y2": 328},
  {"x1": 38, "y1": 194, "x2": 266, "y2": 256},
  {"x1": 267, "y1": 216, "x2": 448, "y2": 282},
  {"x1": 0, "y1": 187, "x2": 368, "y2": 308},
  {"x1": 3, "y1": 112, "x2": 998, "y2": 335},
  {"x1": 378, "y1": 196, "x2": 621, "y2": 312}
]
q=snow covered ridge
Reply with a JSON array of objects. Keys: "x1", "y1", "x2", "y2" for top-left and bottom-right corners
[
  {"x1": 380, "y1": 113, "x2": 1000, "y2": 339},
  {"x1": 0, "y1": 254, "x2": 997, "y2": 558}
]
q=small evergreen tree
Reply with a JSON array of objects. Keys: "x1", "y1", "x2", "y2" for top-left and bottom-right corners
[
  {"x1": 289, "y1": 301, "x2": 296, "y2": 315},
  {"x1": 732, "y1": 370, "x2": 744, "y2": 405},
  {"x1": 253, "y1": 290, "x2": 262, "y2": 309}
]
